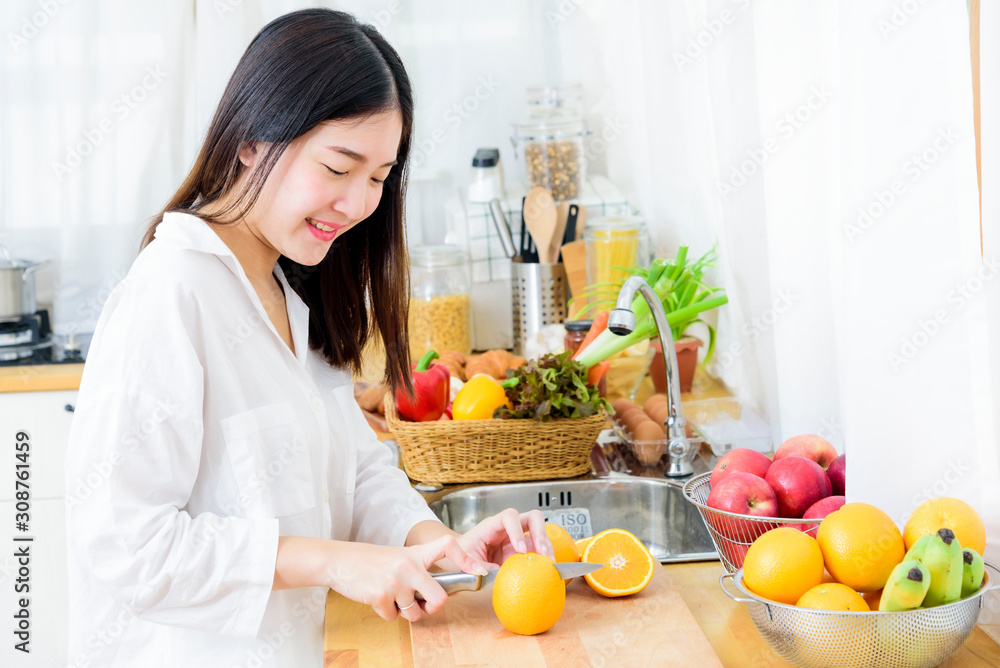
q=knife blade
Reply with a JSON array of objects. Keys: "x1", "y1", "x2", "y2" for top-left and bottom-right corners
[{"x1": 415, "y1": 562, "x2": 604, "y2": 600}]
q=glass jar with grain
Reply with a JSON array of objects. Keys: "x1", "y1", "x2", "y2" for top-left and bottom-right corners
[
  {"x1": 408, "y1": 245, "x2": 471, "y2": 360},
  {"x1": 512, "y1": 115, "x2": 588, "y2": 201}
]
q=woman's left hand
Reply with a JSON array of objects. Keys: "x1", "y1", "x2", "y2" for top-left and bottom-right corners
[{"x1": 456, "y1": 508, "x2": 554, "y2": 569}]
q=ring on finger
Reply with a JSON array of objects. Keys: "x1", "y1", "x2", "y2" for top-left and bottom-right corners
[{"x1": 397, "y1": 600, "x2": 417, "y2": 611}]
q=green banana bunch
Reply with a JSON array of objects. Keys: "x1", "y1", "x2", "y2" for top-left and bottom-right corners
[
  {"x1": 961, "y1": 548, "x2": 985, "y2": 598},
  {"x1": 919, "y1": 528, "x2": 964, "y2": 607},
  {"x1": 903, "y1": 533, "x2": 934, "y2": 562},
  {"x1": 879, "y1": 560, "x2": 931, "y2": 612}
]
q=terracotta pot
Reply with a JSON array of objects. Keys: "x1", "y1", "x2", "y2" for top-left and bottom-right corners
[{"x1": 650, "y1": 337, "x2": 702, "y2": 393}]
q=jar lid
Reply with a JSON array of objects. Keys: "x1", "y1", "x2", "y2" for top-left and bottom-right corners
[
  {"x1": 583, "y1": 216, "x2": 647, "y2": 235},
  {"x1": 471, "y1": 148, "x2": 499, "y2": 167},
  {"x1": 409, "y1": 244, "x2": 466, "y2": 268},
  {"x1": 526, "y1": 83, "x2": 583, "y2": 113},
  {"x1": 512, "y1": 116, "x2": 587, "y2": 141},
  {"x1": 564, "y1": 319, "x2": 593, "y2": 332}
]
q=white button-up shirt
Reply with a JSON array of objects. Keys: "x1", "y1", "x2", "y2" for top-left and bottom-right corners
[{"x1": 64, "y1": 212, "x2": 438, "y2": 667}]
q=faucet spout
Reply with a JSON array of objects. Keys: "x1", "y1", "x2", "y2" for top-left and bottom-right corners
[{"x1": 608, "y1": 276, "x2": 693, "y2": 477}]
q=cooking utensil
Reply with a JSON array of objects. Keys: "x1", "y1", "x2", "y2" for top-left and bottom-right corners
[
  {"x1": 488, "y1": 198, "x2": 516, "y2": 259},
  {"x1": 574, "y1": 203, "x2": 587, "y2": 241},
  {"x1": 416, "y1": 562, "x2": 603, "y2": 600},
  {"x1": 561, "y1": 240, "x2": 587, "y2": 301},
  {"x1": 562, "y1": 203, "x2": 580, "y2": 246},
  {"x1": 721, "y1": 564, "x2": 998, "y2": 668},
  {"x1": 523, "y1": 187, "x2": 558, "y2": 265},
  {"x1": 518, "y1": 196, "x2": 538, "y2": 263},
  {"x1": 0, "y1": 242, "x2": 51, "y2": 321}
]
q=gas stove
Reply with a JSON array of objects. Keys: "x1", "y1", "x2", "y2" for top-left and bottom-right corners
[{"x1": 0, "y1": 310, "x2": 85, "y2": 366}]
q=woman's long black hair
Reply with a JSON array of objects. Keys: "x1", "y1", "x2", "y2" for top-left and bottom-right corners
[{"x1": 142, "y1": 9, "x2": 414, "y2": 393}]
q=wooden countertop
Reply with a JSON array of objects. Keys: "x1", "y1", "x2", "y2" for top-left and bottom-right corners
[
  {"x1": 323, "y1": 560, "x2": 1000, "y2": 667},
  {"x1": 0, "y1": 363, "x2": 84, "y2": 392}
]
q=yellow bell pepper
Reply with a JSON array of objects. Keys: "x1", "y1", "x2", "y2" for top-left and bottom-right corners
[{"x1": 451, "y1": 374, "x2": 515, "y2": 420}]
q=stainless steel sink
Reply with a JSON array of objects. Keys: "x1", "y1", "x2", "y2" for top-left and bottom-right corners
[{"x1": 427, "y1": 476, "x2": 718, "y2": 563}]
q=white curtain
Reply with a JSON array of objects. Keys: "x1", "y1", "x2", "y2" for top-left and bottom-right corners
[
  {"x1": 588, "y1": 0, "x2": 1000, "y2": 575},
  {"x1": 1, "y1": 1, "x2": 192, "y2": 335}
]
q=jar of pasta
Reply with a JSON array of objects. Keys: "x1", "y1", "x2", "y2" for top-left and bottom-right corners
[
  {"x1": 583, "y1": 217, "x2": 652, "y2": 289},
  {"x1": 408, "y1": 245, "x2": 472, "y2": 360}
]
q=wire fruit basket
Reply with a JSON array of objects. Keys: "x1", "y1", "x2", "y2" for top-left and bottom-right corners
[
  {"x1": 720, "y1": 564, "x2": 998, "y2": 668},
  {"x1": 682, "y1": 472, "x2": 814, "y2": 572}
]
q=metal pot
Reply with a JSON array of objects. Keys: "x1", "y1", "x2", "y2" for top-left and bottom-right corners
[{"x1": 0, "y1": 256, "x2": 51, "y2": 320}]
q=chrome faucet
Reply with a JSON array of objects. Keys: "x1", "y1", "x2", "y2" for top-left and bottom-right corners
[{"x1": 608, "y1": 276, "x2": 693, "y2": 477}]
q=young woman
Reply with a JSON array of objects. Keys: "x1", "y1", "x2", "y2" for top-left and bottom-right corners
[{"x1": 64, "y1": 10, "x2": 551, "y2": 667}]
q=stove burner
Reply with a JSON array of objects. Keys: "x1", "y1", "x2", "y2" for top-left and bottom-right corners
[{"x1": 0, "y1": 310, "x2": 62, "y2": 365}]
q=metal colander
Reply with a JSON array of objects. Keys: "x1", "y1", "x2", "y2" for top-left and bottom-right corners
[
  {"x1": 682, "y1": 472, "x2": 816, "y2": 573},
  {"x1": 721, "y1": 564, "x2": 998, "y2": 668}
]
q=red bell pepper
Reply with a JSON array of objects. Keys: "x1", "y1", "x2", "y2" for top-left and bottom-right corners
[{"x1": 395, "y1": 350, "x2": 450, "y2": 421}]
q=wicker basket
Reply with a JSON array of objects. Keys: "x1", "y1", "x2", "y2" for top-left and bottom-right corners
[{"x1": 385, "y1": 397, "x2": 608, "y2": 486}]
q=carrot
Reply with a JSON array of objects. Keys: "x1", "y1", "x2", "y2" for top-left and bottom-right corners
[
  {"x1": 571, "y1": 310, "x2": 610, "y2": 360},
  {"x1": 586, "y1": 360, "x2": 610, "y2": 387}
]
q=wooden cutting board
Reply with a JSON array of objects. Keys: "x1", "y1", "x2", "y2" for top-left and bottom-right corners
[{"x1": 409, "y1": 563, "x2": 722, "y2": 667}]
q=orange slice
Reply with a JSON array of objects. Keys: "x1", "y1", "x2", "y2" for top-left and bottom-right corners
[
  {"x1": 575, "y1": 536, "x2": 594, "y2": 554},
  {"x1": 581, "y1": 528, "x2": 656, "y2": 597}
]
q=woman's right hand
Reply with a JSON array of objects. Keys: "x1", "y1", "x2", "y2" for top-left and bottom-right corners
[{"x1": 320, "y1": 535, "x2": 489, "y2": 623}]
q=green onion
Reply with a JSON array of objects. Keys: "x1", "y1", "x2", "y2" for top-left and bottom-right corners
[{"x1": 570, "y1": 245, "x2": 728, "y2": 369}]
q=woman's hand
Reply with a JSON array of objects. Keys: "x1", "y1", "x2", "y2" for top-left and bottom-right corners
[
  {"x1": 320, "y1": 535, "x2": 489, "y2": 623},
  {"x1": 457, "y1": 508, "x2": 554, "y2": 569}
]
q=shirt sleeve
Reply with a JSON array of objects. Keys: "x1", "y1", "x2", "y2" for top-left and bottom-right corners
[
  {"x1": 64, "y1": 260, "x2": 278, "y2": 638},
  {"x1": 330, "y1": 384, "x2": 440, "y2": 546}
]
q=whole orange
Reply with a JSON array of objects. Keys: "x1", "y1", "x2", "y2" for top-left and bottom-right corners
[
  {"x1": 862, "y1": 589, "x2": 883, "y2": 611},
  {"x1": 903, "y1": 497, "x2": 986, "y2": 556},
  {"x1": 796, "y1": 583, "x2": 870, "y2": 611},
  {"x1": 817, "y1": 503, "x2": 904, "y2": 593},
  {"x1": 544, "y1": 523, "x2": 580, "y2": 585},
  {"x1": 492, "y1": 553, "x2": 565, "y2": 635},
  {"x1": 742, "y1": 527, "x2": 824, "y2": 605}
]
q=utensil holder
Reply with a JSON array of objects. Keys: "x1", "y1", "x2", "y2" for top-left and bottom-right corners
[{"x1": 511, "y1": 259, "x2": 567, "y2": 356}]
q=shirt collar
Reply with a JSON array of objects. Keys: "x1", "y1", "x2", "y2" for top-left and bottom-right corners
[{"x1": 155, "y1": 211, "x2": 312, "y2": 368}]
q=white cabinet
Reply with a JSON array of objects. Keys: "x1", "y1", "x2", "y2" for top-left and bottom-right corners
[
  {"x1": 0, "y1": 389, "x2": 78, "y2": 499},
  {"x1": 0, "y1": 389, "x2": 76, "y2": 667}
]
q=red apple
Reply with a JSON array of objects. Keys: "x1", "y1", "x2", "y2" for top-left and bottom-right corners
[
  {"x1": 715, "y1": 536, "x2": 751, "y2": 569},
  {"x1": 710, "y1": 448, "x2": 772, "y2": 487},
  {"x1": 764, "y1": 456, "x2": 832, "y2": 518},
  {"x1": 827, "y1": 454, "x2": 846, "y2": 496},
  {"x1": 774, "y1": 434, "x2": 839, "y2": 470},
  {"x1": 706, "y1": 472, "x2": 780, "y2": 540},
  {"x1": 796, "y1": 495, "x2": 846, "y2": 533}
]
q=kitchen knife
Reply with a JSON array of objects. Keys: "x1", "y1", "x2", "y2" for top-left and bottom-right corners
[{"x1": 414, "y1": 562, "x2": 604, "y2": 600}]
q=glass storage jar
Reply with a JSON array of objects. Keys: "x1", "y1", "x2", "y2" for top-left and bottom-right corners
[
  {"x1": 583, "y1": 217, "x2": 652, "y2": 289},
  {"x1": 512, "y1": 115, "x2": 588, "y2": 201},
  {"x1": 525, "y1": 83, "x2": 584, "y2": 119},
  {"x1": 408, "y1": 245, "x2": 472, "y2": 359},
  {"x1": 563, "y1": 319, "x2": 593, "y2": 355}
]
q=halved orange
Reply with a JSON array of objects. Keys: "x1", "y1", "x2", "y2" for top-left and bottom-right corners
[
  {"x1": 581, "y1": 529, "x2": 656, "y2": 597},
  {"x1": 575, "y1": 536, "x2": 594, "y2": 554}
]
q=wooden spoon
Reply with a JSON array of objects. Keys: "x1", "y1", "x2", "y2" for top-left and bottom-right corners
[{"x1": 523, "y1": 187, "x2": 559, "y2": 264}]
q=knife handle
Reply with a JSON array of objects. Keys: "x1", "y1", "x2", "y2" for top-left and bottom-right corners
[{"x1": 413, "y1": 572, "x2": 482, "y2": 601}]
